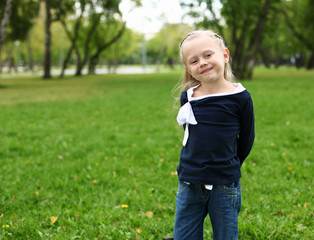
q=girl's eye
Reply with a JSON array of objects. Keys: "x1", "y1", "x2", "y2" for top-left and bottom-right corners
[
  {"x1": 206, "y1": 54, "x2": 211, "y2": 58},
  {"x1": 190, "y1": 60, "x2": 197, "y2": 64}
]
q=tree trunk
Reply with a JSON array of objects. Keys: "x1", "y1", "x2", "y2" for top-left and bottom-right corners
[
  {"x1": 88, "y1": 55, "x2": 99, "y2": 74},
  {"x1": 59, "y1": 4, "x2": 86, "y2": 78},
  {"x1": 60, "y1": 45, "x2": 73, "y2": 78},
  {"x1": 26, "y1": 34, "x2": 34, "y2": 72},
  {"x1": 87, "y1": 23, "x2": 126, "y2": 75},
  {"x1": 7, "y1": 44, "x2": 15, "y2": 73},
  {"x1": 75, "y1": 14, "x2": 102, "y2": 76},
  {"x1": 306, "y1": 52, "x2": 314, "y2": 69},
  {"x1": 232, "y1": 17, "x2": 249, "y2": 79},
  {"x1": 260, "y1": 50, "x2": 271, "y2": 68},
  {"x1": 74, "y1": 48, "x2": 84, "y2": 76},
  {"x1": 43, "y1": 0, "x2": 52, "y2": 79},
  {"x1": 0, "y1": 0, "x2": 13, "y2": 48},
  {"x1": 245, "y1": 0, "x2": 271, "y2": 79},
  {"x1": 0, "y1": 0, "x2": 13, "y2": 72},
  {"x1": 59, "y1": 19, "x2": 79, "y2": 78}
]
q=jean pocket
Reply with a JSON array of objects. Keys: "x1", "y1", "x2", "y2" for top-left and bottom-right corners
[
  {"x1": 177, "y1": 181, "x2": 189, "y2": 194},
  {"x1": 224, "y1": 181, "x2": 238, "y2": 189},
  {"x1": 218, "y1": 180, "x2": 240, "y2": 194}
]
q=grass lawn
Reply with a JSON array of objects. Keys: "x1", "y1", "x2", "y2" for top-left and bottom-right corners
[{"x1": 0, "y1": 68, "x2": 313, "y2": 239}]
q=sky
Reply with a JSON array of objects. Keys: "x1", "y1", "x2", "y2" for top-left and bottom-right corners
[
  {"x1": 119, "y1": 0, "x2": 189, "y2": 36},
  {"x1": 119, "y1": 0, "x2": 222, "y2": 38}
]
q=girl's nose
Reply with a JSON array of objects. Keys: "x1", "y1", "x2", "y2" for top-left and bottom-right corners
[{"x1": 199, "y1": 58, "x2": 207, "y2": 67}]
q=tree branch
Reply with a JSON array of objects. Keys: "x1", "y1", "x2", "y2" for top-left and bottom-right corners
[{"x1": 281, "y1": 8, "x2": 314, "y2": 52}]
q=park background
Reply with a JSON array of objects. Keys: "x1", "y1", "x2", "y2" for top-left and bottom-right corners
[{"x1": 0, "y1": 0, "x2": 313, "y2": 239}]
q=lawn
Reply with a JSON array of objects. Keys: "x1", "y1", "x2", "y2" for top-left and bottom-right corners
[{"x1": 0, "y1": 68, "x2": 313, "y2": 239}]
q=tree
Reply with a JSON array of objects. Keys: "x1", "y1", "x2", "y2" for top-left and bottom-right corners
[
  {"x1": 147, "y1": 23, "x2": 192, "y2": 68},
  {"x1": 41, "y1": 0, "x2": 73, "y2": 79},
  {"x1": 58, "y1": 0, "x2": 82, "y2": 77},
  {"x1": 88, "y1": 19, "x2": 127, "y2": 74},
  {"x1": 74, "y1": 12, "x2": 124, "y2": 76},
  {"x1": 97, "y1": 26, "x2": 141, "y2": 73},
  {"x1": 0, "y1": 0, "x2": 39, "y2": 72},
  {"x1": 0, "y1": 0, "x2": 13, "y2": 62},
  {"x1": 58, "y1": 0, "x2": 133, "y2": 77}
]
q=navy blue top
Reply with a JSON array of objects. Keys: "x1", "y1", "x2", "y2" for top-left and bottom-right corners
[{"x1": 177, "y1": 87, "x2": 255, "y2": 185}]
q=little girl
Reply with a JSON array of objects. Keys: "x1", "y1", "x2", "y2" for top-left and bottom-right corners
[{"x1": 174, "y1": 30, "x2": 255, "y2": 240}]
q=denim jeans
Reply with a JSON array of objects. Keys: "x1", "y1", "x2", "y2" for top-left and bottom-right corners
[{"x1": 174, "y1": 180, "x2": 241, "y2": 240}]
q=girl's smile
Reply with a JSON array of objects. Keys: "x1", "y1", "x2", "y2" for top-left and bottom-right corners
[{"x1": 200, "y1": 66, "x2": 213, "y2": 74}]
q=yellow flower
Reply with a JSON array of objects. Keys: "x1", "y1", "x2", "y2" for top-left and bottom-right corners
[
  {"x1": 51, "y1": 216, "x2": 58, "y2": 224},
  {"x1": 121, "y1": 204, "x2": 128, "y2": 208}
]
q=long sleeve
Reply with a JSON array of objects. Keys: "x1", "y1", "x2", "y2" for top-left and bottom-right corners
[
  {"x1": 237, "y1": 94, "x2": 255, "y2": 165},
  {"x1": 180, "y1": 91, "x2": 188, "y2": 107}
]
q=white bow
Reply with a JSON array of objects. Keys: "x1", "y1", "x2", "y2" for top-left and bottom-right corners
[{"x1": 177, "y1": 102, "x2": 198, "y2": 146}]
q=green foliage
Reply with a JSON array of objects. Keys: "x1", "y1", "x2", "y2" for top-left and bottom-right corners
[
  {"x1": 101, "y1": 26, "x2": 142, "y2": 64},
  {"x1": 281, "y1": 0, "x2": 314, "y2": 67},
  {"x1": 259, "y1": 0, "x2": 314, "y2": 67},
  {"x1": 58, "y1": 0, "x2": 125, "y2": 75},
  {"x1": 1, "y1": 20, "x2": 71, "y2": 68},
  {"x1": 4, "y1": 0, "x2": 39, "y2": 42},
  {"x1": 0, "y1": 68, "x2": 313, "y2": 239},
  {"x1": 147, "y1": 23, "x2": 192, "y2": 65}
]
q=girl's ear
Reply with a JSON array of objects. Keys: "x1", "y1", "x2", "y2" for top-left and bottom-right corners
[
  {"x1": 185, "y1": 66, "x2": 190, "y2": 74},
  {"x1": 224, "y1": 48, "x2": 230, "y2": 63}
]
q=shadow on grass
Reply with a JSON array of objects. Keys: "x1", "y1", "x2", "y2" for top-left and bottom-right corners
[{"x1": 0, "y1": 85, "x2": 9, "y2": 89}]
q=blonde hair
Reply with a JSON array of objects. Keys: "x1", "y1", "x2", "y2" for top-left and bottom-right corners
[{"x1": 178, "y1": 30, "x2": 235, "y2": 93}]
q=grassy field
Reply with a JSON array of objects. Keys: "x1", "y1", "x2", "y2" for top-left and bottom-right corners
[{"x1": 0, "y1": 68, "x2": 313, "y2": 239}]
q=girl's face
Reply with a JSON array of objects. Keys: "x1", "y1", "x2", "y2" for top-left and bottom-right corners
[{"x1": 182, "y1": 35, "x2": 229, "y2": 84}]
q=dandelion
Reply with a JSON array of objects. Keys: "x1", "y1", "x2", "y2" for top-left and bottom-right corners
[{"x1": 121, "y1": 204, "x2": 128, "y2": 208}]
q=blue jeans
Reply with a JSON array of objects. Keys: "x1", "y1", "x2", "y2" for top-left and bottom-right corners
[{"x1": 174, "y1": 180, "x2": 241, "y2": 240}]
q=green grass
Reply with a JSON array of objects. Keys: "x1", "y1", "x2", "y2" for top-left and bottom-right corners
[{"x1": 0, "y1": 68, "x2": 313, "y2": 239}]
